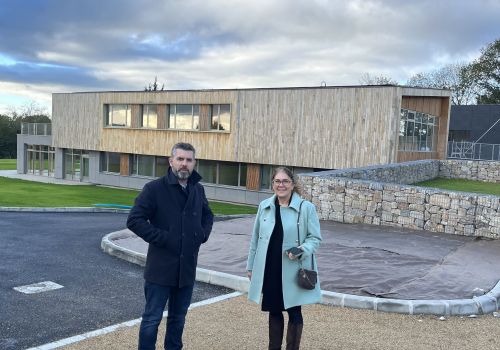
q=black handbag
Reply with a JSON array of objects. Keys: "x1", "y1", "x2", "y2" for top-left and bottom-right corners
[{"x1": 296, "y1": 201, "x2": 318, "y2": 290}]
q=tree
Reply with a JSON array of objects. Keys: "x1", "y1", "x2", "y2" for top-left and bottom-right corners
[
  {"x1": 0, "y1": 114, "x2": 18, "y2": 158},
  {"x1": 144, "y1": 76, "x2": 165, "y2": 91},
  {"x1": 470, "y1": 38, "x2": 500, "y2": 104},
  {"x1": 406, "y1": 62, "x2": 478, "y2": 105},
  {"x1": 6, "y1": 100, "x2": 49, "y2": 119},
  {"x1": 359, "y1": 73, "x2": 398, "y2": 85},
  {"x1": 0, "y1": 101, "x2": 51, "y2": 159}
]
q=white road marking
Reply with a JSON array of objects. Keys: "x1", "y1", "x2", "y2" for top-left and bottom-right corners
[{"x1": 13, "y1": 281, "x2": 64, "y2": 294}]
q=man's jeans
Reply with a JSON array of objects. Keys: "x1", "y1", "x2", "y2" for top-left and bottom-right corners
[{"x1": 138, "y1": 281, "x2": 194, "y2": 350}]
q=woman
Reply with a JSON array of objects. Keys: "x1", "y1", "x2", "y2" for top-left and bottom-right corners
[{"x1": 246, "y1": 167, "x2": 322, "y2": 350}]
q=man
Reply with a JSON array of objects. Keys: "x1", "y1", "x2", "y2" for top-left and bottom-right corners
[{"x1": 127, "y1": 142, "x2": 214, "y2": 350}]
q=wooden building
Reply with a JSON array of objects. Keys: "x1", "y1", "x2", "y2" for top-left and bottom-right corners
[{"x1": 18, "y1": 85, "x2": 451, "y2": 204}]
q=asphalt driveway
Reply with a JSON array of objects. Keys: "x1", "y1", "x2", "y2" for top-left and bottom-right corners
[{"x1": 0, "y1": 212, "x2": 232, "y2": 350}]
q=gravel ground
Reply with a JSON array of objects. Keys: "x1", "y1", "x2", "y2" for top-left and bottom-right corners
[{"x1": 59, "y1": 295, "x2": 499, "y2": 350}]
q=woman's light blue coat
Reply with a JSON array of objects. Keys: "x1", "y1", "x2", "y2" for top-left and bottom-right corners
[{"x1": 246, "y1": 192, "x2": 322, "y2": 309}]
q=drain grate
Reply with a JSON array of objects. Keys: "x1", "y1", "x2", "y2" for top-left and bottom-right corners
[{"x1": 13, "y1": 281, "x2": 64, "y2": 294}]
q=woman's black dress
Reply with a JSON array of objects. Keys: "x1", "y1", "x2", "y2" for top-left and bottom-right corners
[{"x1": 261, "y1": 198, "x2": 285, "y2": 312}]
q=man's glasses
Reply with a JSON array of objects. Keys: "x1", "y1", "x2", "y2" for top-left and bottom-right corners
[{"x1": 272, "y1": 179, "x2": 292, "y2": 186}]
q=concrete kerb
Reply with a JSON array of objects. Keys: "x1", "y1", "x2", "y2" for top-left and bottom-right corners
[{"x1": 101, "y1": 230, "x2": 500, "y2": 317}]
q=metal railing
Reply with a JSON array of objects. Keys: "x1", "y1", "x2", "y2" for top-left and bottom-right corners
[
  {"x1": 21, "y1": 123, "x2": 52, "y2": 136},
  {"x1": 448, "y1": 141, "x2": 500, "y2": 161}
]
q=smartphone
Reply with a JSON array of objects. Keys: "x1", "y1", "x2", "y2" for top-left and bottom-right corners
[{"x1": 285, "y1": 247, "x2": 303, "y2": 256}]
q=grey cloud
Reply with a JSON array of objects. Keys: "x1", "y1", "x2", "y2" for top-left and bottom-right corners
[
  {"x1": 0, "y1": 60, "x2": 121, "y2": 89},
  {"x1": 0, "y1": 0, "x2": 498, "y2": 95}
]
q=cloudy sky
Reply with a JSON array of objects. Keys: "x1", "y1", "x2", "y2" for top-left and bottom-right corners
[{"x1": 0, "y1": 0, "x2": 499, "y2": 115}]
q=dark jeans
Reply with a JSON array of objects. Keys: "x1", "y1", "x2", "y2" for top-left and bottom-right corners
[{"x1": 138, "y1": 281, "x2": 194, "y2": 350}]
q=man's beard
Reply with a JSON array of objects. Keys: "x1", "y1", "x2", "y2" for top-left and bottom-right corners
[{"x1": 172, "y1": 168, "x2": 191, "y2": 180}]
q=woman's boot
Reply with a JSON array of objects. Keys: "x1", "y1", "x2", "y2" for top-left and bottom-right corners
[
  {"x1": 268, "y1": 313, "x2": 284, "y2": 349},
  {"x1": 285, "y1": 322, "x2": 303, "y2": 350}
]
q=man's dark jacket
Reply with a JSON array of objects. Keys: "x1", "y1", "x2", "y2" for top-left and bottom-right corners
[{"x1": 127, "y1": 168, "x2": 214, "y2": 287}]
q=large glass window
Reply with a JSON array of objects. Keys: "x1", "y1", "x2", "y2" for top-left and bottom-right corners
[
  {"x1": 239, "y1": 164, "x2": 247, "y2": 187},
  {"x1": 141, "y1": 105, "x2": 158, "y2": 128},
  {"x1": 100, "y1": 152, "x2": 121, "y2": 173},
  {"x1": 64, "y1": 149, "x2": 89, "y2": 179},
  {"x1": 131, "y1": 155, "x2": 155, "y2": 177},
  {"x1": 128, "y1": 155, "x2": 169, "y2": 178},
  {"x1": 211, "y1": 104, "x2": 231, "y2": 131},
  {"x1": 64, "y1": 151, "x2": 73, "y2": 178},
  {"x1": 197, "y1": 160, "x2": 217, "y2": 184},
  {"x1": 155, "y1": 156, "x2": 169, "y2": 177},
  {"x1": 260, "y1": 165, "x2": 273, "y2": 190},
  {"x1": 27, "y1": 144, "x2": 55, "y2": 177},
  {"x1": 398, "y1": 108, "x2": 439, "y2": 152},
  {"x1": 169, "y1": 104, "x2": 200, "y2": 130},
  {"x1": 106, "y1": 104, "x2": 131, "y2": 127},
  {"x1": 219, "y1": 162, "x2": 240, "y2": 186},
  {"x1": 196, "y1": 160, "x2": 246, "y2": 187}
]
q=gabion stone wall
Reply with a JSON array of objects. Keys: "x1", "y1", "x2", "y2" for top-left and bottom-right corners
[
  {"x1": 440, "y1": 160, "x2": 500, "y2": 183},
  {"x1": 298, "y1": 160, "x2": 500, "y2": 239},
  {"x1": 311, "y1": 160, "x2": 440, "y2": 184}
]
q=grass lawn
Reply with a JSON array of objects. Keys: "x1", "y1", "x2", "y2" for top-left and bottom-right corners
[
  {"x1": 415, "y1": 177, "x2": 500, "y2": 196},
  {"x1": 0, "y1": 177, "x2": 257, "y2": 215},
  {"x1": 0, "y1": 159, "x2": 16, "y2": 170}
]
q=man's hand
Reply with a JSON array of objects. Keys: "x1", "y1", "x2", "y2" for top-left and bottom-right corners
[{"x1": 247, "y1": 271, "x2": 252, "y2": 280}]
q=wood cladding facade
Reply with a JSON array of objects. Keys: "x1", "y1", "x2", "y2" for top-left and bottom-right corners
[{"x1": 52, "y1": 86, "x2": 451, "y2": 170}]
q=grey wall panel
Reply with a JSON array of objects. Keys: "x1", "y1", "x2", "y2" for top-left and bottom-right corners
[
  {"x1": 16, "y1": 135, "x2": 26, "y2": 173},
  {"x1": 450, "y1": 105, "x2": 500, "y2": 144}
]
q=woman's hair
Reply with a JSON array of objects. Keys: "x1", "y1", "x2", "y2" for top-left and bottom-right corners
[{"x1": 272, "y1": 167, "x2": 302, "y2": 196}]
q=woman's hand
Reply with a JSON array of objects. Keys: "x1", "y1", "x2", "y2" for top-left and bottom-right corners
[
  {"x1": 247, "y1": 271, "x2": 252, "y2": 280},
  {"x1": 286, "y1": 246, "x2": 303, "y2": 260}
]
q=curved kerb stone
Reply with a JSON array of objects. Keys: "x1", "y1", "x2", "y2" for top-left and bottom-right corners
[{"x1": 101, "y1": 229, "x2": 500, "y2": 317}]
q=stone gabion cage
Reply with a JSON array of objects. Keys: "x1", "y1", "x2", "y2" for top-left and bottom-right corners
[{"x1": 298, "y1": 160, "x2": 500, "y2": 239}]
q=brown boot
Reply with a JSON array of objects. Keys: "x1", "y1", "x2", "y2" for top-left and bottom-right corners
[
  {"x1": 285, "y1": 322, "x2": 303, "y2": 350},
  {"x1": 269, "y1": 313, "x2": 284, "y2": 349}
]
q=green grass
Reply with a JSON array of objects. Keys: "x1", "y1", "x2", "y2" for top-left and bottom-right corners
[
  {"x1": 0, "y1": 159, "x2": 16, "y2": 170},
  {"x1": 0, "y1": 177, "x2": 257, "y2": 214},
  {"x1": 415, "y1": 178, "x2": 500, "y2": 196},
  {"x1": 208, "y1": 201, "x2": 257, "y2": 215}
]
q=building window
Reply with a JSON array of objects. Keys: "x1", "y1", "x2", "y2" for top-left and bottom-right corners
[
  {"x1": 106, "y1": 104, "x2": 131, "y2": 127},
  {"x1": 64, "y1": 149, "x2": 89, "y2": 180},
  {"x1": 141, "y1": 105, "x2": 158, "y2": 129},
  {"x1": 100, "y1": 152, "x2": 121, "y2": 173},
  {"x1": 131, "y1": 155, "x2": 155, "y2": 177},
  {"x1": 260, "y1": 165, "x2": 275, "y2": 190},
  {"x1": 211, "y1": 104, "x2": 231, "y2": 131},
  {"x1": 219, "y1": 162, "x2": 240, "y2": 186},
  {"x1": 169, "y1": 104, "x2": 199, "y2": 130},
  {"x1": 128, "y1": 155, "x2": 169, "y2": 178},
  {"x1": 398, "y1": 108, "x2": 439, "y2": 152},
  {"x1": 155, "y1": 156, "x2": 169, "y2": 177},
  {"x1": 197, "y1": 160, "x2": 217, "y2": 184},
  {"x1": 26, "y1": 144, "x2": 55, "y2": 177},
  {"x1": 196, "y1": 160, "x2": 246, "y2": 187}
]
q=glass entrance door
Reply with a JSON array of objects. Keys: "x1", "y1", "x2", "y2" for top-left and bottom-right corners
[{"x1": 81, "y1": 156, "x2": 90, "y2": 181}]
